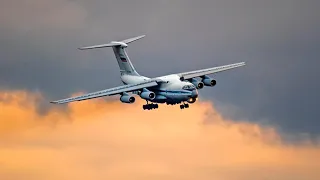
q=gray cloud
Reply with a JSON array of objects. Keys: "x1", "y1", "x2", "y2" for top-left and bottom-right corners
[{"x1": 0, "y1": 0, "x2": 320, "y2": 138}]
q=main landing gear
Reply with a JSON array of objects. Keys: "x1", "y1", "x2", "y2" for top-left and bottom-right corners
[
  {"x1": 143, "y1": 101, "x2": 159, "y2": 110},
  {"x1": 180, "y1": 103, "x2": 189, "y2": 109}
]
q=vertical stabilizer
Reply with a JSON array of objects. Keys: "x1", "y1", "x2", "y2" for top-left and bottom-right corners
[
  {"x1": 112, "y1": 46, "x2": 139, "y2": 75},
  {"x1": 78, "y1": 35, "x2": 145, "y2": 76}
]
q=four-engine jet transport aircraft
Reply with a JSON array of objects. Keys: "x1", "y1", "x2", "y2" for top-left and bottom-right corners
[{"x1": 51, "y1": 35, "x2": 246, "y2": 110}]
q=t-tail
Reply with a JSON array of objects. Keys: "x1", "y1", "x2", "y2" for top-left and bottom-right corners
[{"x1": 79, "y1": 35, "x2": 145, "y2": 76}]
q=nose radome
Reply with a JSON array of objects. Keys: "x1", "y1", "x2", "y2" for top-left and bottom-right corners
[{"x1": 191, "y1": 89, "x2": 198, "y2": 98}]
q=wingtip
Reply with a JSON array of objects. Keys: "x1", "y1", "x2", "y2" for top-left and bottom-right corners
[{"x1": 239, "y1": 62, "x2": 246, "y2": 66}]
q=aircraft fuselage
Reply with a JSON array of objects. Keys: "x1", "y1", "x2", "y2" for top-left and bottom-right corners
[{"x1": 121, "y1": 74, "x2": 198, "y2": 104}]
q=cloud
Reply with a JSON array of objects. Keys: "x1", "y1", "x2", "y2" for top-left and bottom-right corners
[{"x1": 0, "y1": 90, "x2": 319, "y2": 180}]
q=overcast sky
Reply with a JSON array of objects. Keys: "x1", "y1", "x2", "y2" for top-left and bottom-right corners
[{"x1": 0, "y1": 0, "x2": 319, "y2": 139}]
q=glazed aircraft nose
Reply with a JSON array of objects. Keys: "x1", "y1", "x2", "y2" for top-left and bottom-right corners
[{"x1": 190, "y1": 89, "x2": 198, "y2": 98}]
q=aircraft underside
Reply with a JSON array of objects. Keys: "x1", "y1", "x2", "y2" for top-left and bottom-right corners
[
  {"x1": 142, "y1": 101, "x2": 191, "y2": 110},
  {"x1": 142, "y1": 99, "x2": 194, "y2": 110},
  {"x1": 138, "y1": 89, "x2": 198, "y2": 110}
]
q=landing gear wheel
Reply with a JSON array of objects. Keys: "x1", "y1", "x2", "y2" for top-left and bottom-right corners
[
  {"x1": 184, "y1": 104, "x2": 189, "y2": 108},
  {"x1": 142, "y1": 104, "x2": 159, "y2": 110},
  {"x1": 180, "y1": 104, "x2": 185, "y2": 109}
]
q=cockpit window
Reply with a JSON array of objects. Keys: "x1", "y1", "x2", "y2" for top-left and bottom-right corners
[{"x1": 182, "y1": 84, "x2": 196, "y2": 90}]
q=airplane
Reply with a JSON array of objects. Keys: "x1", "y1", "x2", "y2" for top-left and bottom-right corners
[{"x1": 50, "y1": 35, "x2": 246, "y2": 110}]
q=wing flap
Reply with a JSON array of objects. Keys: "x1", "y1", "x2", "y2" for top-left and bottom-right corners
[
  {"x1": 179, "y1": 62, "x2": 245, "y2": 80},
  {"x1": 50, "y1": 80, "x2": 158, "y2": 104}
]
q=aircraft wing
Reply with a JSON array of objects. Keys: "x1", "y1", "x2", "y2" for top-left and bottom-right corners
[
  {"x1": 178, "y1": 62, "x2": 245, "y2": 80},
  {"x1": 50, "y1": 80, "x2": 158, "y2": 104}
]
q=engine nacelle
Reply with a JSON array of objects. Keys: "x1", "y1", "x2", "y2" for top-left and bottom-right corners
[
  {"x1": 120, "y1": 94, "x2": 135, "y2": 103},
  {"x1": 190, "y1": 78, "x2": 204, "y2": 89},
  {"x1": 139, "y1": 89, "x2": 156, "y2": 100},
  {"x1": 202, "y1": 76, "x2": 216, "y2": 87}
]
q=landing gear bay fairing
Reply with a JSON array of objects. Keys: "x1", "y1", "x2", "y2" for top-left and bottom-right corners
[{"x1": 50, "y1": 35, "x2": 246, "y2": 110}]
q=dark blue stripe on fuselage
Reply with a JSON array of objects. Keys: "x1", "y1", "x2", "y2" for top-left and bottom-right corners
[{"x1": 156, "y1": 89, "x2": 191, "y2": 94}]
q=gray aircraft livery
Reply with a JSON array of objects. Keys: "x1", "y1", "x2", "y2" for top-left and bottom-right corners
[{"x1": 51, "y1": 35, "x2": 246, "y2": 110}]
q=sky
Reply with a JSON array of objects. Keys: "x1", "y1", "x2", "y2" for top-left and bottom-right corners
[{"x1": 0, "y1": 0, "x2": 320, "y2": 179}]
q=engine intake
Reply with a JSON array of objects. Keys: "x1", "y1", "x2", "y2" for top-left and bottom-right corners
[
  {"x1": 190, "y1": 78, "x2": 204, "y2": 89},
  {"x1": 120, "y1": 93, "x2": 135, "y2": 103},
  {"x1": 202, "y1": 75, "x2": 216, "y2": 86},
  {"x1": 139, "y1": 89, "x2": 156, "y2": 100},
  {"x1": 202, "y1": 79, "x2": 216, "y2": 86}
]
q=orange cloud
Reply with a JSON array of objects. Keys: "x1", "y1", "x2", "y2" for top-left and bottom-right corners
[{"x1": 0, "y1": 90, "x2": 319, "y2": 180}]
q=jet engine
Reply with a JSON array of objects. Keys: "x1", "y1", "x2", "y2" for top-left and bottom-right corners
[
  {"x1": 190, "y1": 78, "x2": 204, "y2": 89},
  {"x1": 139, "y1": 88, "x2": 156, "y2": 100},
  {"x1": 202, "y1": 75, "x2": 216, "y2": 86},
  {"x1": 120, "y1": 93, "x2": 135, "y2": 103}
]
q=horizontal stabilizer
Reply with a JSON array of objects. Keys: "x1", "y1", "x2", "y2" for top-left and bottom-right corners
[
  {"x1": 78, "y1": 42, "x2": 121, "y2": 50},
  {"x1": 121, "y1": 35, "x2": 145, "y2": 44},
  {"x1": 78, "y1": 35, "x2": 145, "y2": 50}
]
